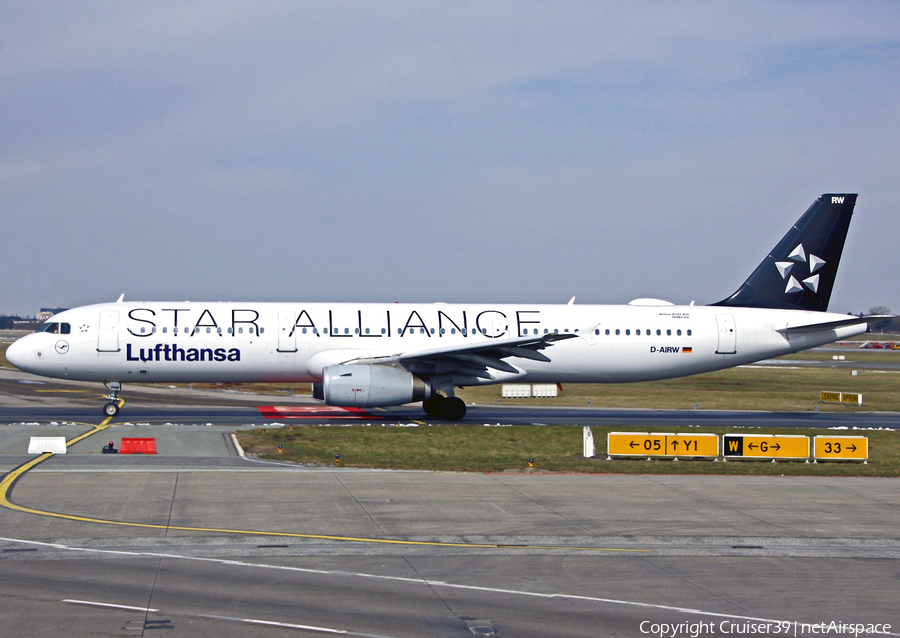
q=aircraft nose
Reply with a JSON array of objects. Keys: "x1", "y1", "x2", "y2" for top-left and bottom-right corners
[{"x1": 5, "y1": 337, "x2": 29, "y2": 370}]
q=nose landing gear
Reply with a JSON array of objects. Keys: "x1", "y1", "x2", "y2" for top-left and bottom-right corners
[{"x1": 103, "y1": 381, "x2": 122, "y2": 417}]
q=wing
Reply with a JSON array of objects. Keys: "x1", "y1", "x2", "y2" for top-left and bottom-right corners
[{"x1": 347, "y1": 332, "x2": 579, "y2": 380}]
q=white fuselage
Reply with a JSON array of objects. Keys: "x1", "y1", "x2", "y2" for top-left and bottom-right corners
[{"x1": 7, "y1": 301, "x2": 864, "y2": 386}]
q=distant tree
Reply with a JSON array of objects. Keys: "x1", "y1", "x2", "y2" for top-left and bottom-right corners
[{"x1": 866, "y1": 306, "x2": 898, "y2": 333}]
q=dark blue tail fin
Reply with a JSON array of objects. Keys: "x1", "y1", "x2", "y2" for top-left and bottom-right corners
[{"x1": 713, "y1": 194, "x2": 856, "y2": 311}]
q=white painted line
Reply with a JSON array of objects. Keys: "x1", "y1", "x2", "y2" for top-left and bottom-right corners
[
  {"x1": 63, "y1": 599, "x2": 159, "y2": 612},
  {"x1": 0, "y1": 538, "x2": 888, "y2": 637},
  {"x1": 198, "y1": 613, "x2": 397, "y2": 638},
  {"x1": 230, "y1": 433, "x2": 245, "y2": 458}
]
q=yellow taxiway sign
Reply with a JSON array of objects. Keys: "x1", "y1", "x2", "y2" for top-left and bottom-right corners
[
  {"x1": 607, "y1": 432, "x2": 718, "y2": 459},
  {"x1": 723, "y1": 434, "x2": 809, "y2": 460},
  {"x1": 813, "y1": 436, "x2": 868, "y2": 461}
]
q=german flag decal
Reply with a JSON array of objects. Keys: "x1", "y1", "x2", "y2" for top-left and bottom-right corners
[{"x1": 683, "y1": 347, "x2": 693, "y2": 353}]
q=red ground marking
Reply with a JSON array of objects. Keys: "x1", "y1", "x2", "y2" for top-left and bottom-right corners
[
  {"x1": 257, "y1": 406, "x2": 381, "y2": 419},
  {"x1": 119, "y1": 438, "x2": 158, "y2": 454}
]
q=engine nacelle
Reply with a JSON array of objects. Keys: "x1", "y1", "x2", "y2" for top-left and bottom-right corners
[{"x1": 320, "y1": 365, "x2": 430, "y2": 408}]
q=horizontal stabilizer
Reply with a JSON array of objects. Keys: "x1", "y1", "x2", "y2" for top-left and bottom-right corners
[{"x1": 777, "y1": 315, "x2": 893, "y2": 335}]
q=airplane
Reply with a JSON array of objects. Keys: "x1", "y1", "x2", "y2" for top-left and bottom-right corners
[{"x1": 6, "y1": 194, "x2": 887, "y2": 421}]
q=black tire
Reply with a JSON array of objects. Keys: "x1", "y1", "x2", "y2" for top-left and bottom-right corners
[
  {"x1": 423, "y1": 394, "x2": 446, "y2": 417},
  {"x1": 439, "y1": 396, "x2": 466, "y2": 421},
  {"x1": 103, "y1": 402, "x2": 119, "y2": 417}
]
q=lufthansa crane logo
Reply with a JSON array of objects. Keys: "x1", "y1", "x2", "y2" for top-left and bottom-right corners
[
  {"x1": 775, "y1": 243, "x2": 824, "y2": 294},
  {"x1": 55, "y1": 340, "x2": 70, "y2": 355}
]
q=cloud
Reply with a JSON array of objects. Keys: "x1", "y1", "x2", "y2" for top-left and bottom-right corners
[{"x1": 0, "y1": 2, "x2": 898, "y2": 314}]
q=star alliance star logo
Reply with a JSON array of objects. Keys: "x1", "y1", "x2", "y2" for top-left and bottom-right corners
[
  {"x1": 80, "y1": 324, "x2": 90, "y2": 332},
  {"x1": 775, "y1": 243, "x2": 824, "y2": 294}
]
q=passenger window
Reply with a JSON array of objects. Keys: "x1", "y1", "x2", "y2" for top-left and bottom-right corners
[
  {"x1": 677, "y1": 329, "x2": 682, "y2": 336},
  {"x1": 365, "y1": 328, "x2": 370, "y2": 334},
  {"x1": 687, "y1": 329, "x2": 692, "y2": 336},
  {"x1": 666, "y1": 329, "x2": 671, "y2": 336},
  {"x1": 239, "y1": 327, "x2": 244, "y2": 334},
  {"x1": 656, "y1": 329, "x2": 661, "y2": 336},
  {"x1": 615, "y1": 329, "x2": 620, "y2": 335},
  {"x1": 636, "y1": 329, "x2": 641, "y2": 335},
  {"x1": 163, "y1": 327, "x2": 168, "y2": 334},
  {"x1": 605, "y1": 329, "x2": 610, "y2": 335},
  {"x1": 381, "y1": 328, "x2": 386, "y2": 334},
  {"x1": 206, "y1": 327, "x2": 211, "y2": 334}
]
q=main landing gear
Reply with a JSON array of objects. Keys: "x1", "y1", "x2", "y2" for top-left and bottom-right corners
[
  {"x1": 422, "y1": 393, "x2": 467, "y2": 421},
  {"x1": 103, "y1": 381, "x2": 122, "y2": 417}
]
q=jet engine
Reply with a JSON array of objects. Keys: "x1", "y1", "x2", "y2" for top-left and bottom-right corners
[{"x1": 320, "y1": 365, "x2": 430, "y2": 408}]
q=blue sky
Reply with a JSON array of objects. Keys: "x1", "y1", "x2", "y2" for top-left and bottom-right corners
[{"x1": 1, "y1": 2, "x2": 898, "y2": 315}]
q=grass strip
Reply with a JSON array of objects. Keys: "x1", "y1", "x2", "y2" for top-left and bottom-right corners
[
  {"x1": 459, "y1": 364, "x2": 900, "y2": 412},
  {"x1": 237, "y1": 424, "x2": 900, "y2": 477}
]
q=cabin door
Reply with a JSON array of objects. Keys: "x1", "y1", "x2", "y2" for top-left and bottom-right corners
[
  {"x1": 97, "y1": 311, "x2": 120, "y2": 352},
  {"x1": 715, "y1": 314, "x2": 737, "y2": 354}
]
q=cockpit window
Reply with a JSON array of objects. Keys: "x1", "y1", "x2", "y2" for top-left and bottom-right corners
[{"x1": 36, "y1": 322, "x2": 70, "y2": 334}]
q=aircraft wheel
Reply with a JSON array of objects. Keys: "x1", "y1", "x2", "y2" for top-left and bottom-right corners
[
  {"x1": 423, "y1": 394, "x2": 446, "y2": 417},
  {"x1": 439, "y1": 396, "x2": 466, "y2": 421},
  {"x1": 103, "y1": 402, "x2": 120, "y2": 417}
]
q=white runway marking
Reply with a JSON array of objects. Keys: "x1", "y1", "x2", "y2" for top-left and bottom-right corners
[
  {"x1": 198, "y1": 614, "x2": 398, "y2": 638},
  {"x1": 63, "y1": 599, "x2": 159, "y2": 612}
]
